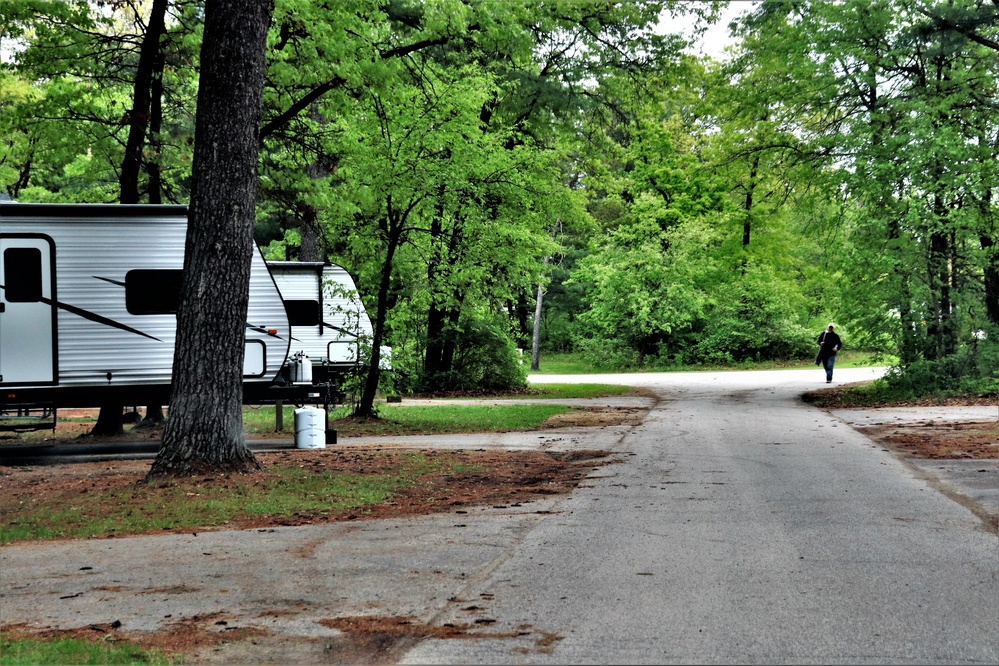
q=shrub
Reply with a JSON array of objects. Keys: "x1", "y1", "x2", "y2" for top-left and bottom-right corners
[
  {"x1": 419, "y1": 317, "x2": 528, "y2": 392},
  {"x1": 876, "y1": 335, "x2": 999, "y2": 400}
]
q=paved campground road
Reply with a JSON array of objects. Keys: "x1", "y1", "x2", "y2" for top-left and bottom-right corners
[
  {"x1": 2, "y1": 368, "x2": 997, "y2": 664},
  {"x1": 401, "y1": 368, "x2": 998, "y2": 664}
]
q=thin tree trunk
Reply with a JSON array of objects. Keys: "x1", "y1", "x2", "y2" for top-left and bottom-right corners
[
  {"x1": 355, "y1": 224, "x2": 400, "y2": 417},
  {"x1": 742, "y1": 154, "x2": 760, "y2": 249},
  {"x1": 530, "y1": 280, "x2": 544, "y2": 372},
  {"x1": 299, "y1": 204, "x2": 321, "y2": 262},
  {"x1": 149, "y1": 0, "x2": 273, "y2": 478},
  {"x1": 119, "y1": 0, "x2": 168, "y2": 205},
  {"x1": 297, "y1": 127, "x2": 328, "y2": 263},
  {"x1": 439, "y1": 304, "x2": 461, "y2": 372},
  {"x1": 142, "y1": 43, "x2": 167, "y2": 427},
  {"x1": 982, "y1": 233, "x2": 999, "y2": 326},
  {"x1": 424, "y1": 212, "x2": 446, "y2": 381},
  {"x1": 94, "y1": 0, "x2": 169, "y2": 438}
]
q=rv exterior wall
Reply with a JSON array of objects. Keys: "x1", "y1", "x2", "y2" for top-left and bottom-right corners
[
  {"x1": 0, "y1": 204, "x2": 290, "y2": 407},
  {"x1": 267, "y1": 262, "x2": 374, "y2": 369}
]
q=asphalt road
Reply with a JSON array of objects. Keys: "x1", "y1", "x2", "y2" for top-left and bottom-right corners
[
  {"x1": 2, "y1": 367, "x2": 997, "y2": 664},
  {"x1": 402, "y1": 368, "x2": 999, "y2": 664}
]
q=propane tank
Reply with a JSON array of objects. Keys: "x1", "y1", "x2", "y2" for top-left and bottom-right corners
[{"x1": 298, "y1": 354, "x2": 312, "y2": 383}]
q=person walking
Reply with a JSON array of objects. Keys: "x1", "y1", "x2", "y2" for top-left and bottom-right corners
[{"x1": 816, "y1": 324, "x2": 842, "y2": 383}]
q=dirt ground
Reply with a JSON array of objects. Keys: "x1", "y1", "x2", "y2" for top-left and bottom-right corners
[
  {"x1": 0, "y1": 406, "x2": 643, "y2": 534},
  {"x1": 1, "y1": 398, "x2": 993, "y2": 530},
  {"x1": 855, "y1": 420, "x2": 998, "y2": 460},
  {"x1": 803, "y1": 386, "x2": 998, "y2": 460},
  {"x1": 0, "y1": 407, "x2": 629, "y2": 660}
]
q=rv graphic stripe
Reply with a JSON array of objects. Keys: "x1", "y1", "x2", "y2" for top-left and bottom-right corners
[
  {"x1": 93, "y1": 276, "x2": 126, "y2": 287},
  {"x1": 322, "y1": 322, "x2": 360, "y2": 338},
  {"x1": 42, "y1": 296, "x2": 163, "y2": 342},
  {"x1": 246, "y1": 324, "x2": 287, "y2": 340}
]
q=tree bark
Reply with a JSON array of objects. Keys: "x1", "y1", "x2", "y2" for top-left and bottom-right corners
[
  {"x1": 149, "y1": 0, "x2": 274, "y2": 478},
  {"x1": 119, "y1": 0, "x2": 168, "y2": 205},
  {"x1": 92, "y1": 402, "x2": 124, "y2": 436}
]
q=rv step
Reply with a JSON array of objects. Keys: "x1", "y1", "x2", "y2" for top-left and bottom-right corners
[{"x1": 0, "y1": 404, "x2": 58, "y2": 432}]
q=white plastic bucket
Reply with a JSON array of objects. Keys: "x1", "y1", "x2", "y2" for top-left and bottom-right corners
[{"x1": 294, "y1": 406, "x2": 326, "y2": 449}]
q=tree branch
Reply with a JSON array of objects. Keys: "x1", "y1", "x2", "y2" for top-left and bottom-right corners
[
  {"x1": 916, "y1": 7, "x2": 999, "y2": 51},
  {"x1": 258, "y1": 77, "x2": 347, "y2": 141}
]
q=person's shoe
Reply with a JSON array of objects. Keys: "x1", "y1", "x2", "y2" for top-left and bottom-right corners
[{"x1": 826, "y1": 380, "x2": 832, "y2": 383}]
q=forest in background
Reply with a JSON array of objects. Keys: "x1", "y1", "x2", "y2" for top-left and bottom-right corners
[{"x1": 1, "y1": 0, "x2": 997, "y2": 401}]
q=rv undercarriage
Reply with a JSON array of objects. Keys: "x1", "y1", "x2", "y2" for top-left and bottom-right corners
[
  {"x1": 0, "y1": 373, "x2": 352, "y2": 433},
  {"x1": 0, "y1": 403, "x2": 57, "y2": 432}
]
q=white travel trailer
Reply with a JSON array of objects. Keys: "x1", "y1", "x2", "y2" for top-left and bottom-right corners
[
  {"x1": 0, "y1": 203, "x2": 369, "y2": 426},
  {"x1": 266, "y1": 261, "x2": 374, "y2": 384}
]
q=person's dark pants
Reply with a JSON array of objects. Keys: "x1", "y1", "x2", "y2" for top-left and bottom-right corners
[{"x1": 823, "y1": 355, "x2": 836, "y2": 382}]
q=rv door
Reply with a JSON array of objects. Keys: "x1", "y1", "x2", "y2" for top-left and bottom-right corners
[{"x1": 0, "y1": 236, "x2": 56, "y2": 384}]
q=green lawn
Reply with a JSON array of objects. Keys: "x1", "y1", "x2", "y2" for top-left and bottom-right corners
[{"x1": 529, "y1": 351, "x2": 890, "y2": 374}]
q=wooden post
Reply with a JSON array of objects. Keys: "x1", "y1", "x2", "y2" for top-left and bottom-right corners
[{"x1": 275, "y1": 400, "x2": 283, "y2": 433}]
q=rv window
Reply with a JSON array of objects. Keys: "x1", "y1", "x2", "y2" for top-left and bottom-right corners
[
  {"x1": 126, "y1": 269, "x2": 183, "y2": 315},
  {"x1": 3, "y1": 248, "x2": 43, "y2": 302},
  {"x1": 284, "y1": 299, "x2": 321, "y2": 326}
]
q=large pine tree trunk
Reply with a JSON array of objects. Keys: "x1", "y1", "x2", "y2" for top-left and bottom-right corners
[{"x1": 149, "y1": 0, "x2": 273, "y2": 478}]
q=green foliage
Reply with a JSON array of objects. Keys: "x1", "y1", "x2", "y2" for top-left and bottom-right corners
[
  {"x1": 874, "y1": 334, "x2": 999, "y2": 400},
  {"x1": 5, "y1": 0, "x2": 994, "y2": 396},
  {"x1": 732, "y1": 0, "x2": 999, "y2": 383},
  {"x1": 687, "y1": 266, "x2": 816, "y2": 364},
  {"x1": 570, "y1": 193, "x2": 717, "y2": 368},
  {"x1": 418, "y1": 315, "x2": 529, "y2": 392}
]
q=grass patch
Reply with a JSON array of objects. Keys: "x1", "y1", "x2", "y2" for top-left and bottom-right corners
[
  {"x1": 521, "y1": 383, "x2": 633, "y2": 399},
  {"x1": 0, "y1": 632, "x2": 174, "y2": 665},
  {"x1": 243, "y1": 402, "x2": 571, "y2": 438},
  {"x1": 0, "y1": 451, "x2": 475, "y2": 544},
  {"x1": 529, "y1": 353, "x2": 600, "y2": 374},
  {"x1": 5, "y1": 390, "x2": 619, "y2": 443},
  {"x1": 334, "y1": 403, "x2": 570, "y2": 437}
]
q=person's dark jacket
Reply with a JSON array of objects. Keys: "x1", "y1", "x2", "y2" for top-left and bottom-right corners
[{"x1": 817, "y1": 330, "x2": 842, "y2": 360}]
